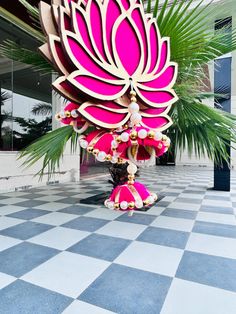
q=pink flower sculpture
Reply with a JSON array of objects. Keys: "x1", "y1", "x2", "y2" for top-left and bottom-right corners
[
  {"x1": 39, "y1": 0, "x2": 178, "y2": 214},
  {"x1": 39, "y1": 0, "x2": 178, "y2": 131}
]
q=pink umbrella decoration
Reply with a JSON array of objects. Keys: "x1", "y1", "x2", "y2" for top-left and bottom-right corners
[{"x1": 39, "y1": 0, "x2": 178, "y2": 215}]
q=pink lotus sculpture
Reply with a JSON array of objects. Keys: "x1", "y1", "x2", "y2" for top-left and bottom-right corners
[{"x1": 39, "y1": 0, "x2": 178, "y2": 214}]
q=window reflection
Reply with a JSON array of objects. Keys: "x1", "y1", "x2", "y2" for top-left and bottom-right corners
[{"x1": 0, "y1": 58, "x2": 52, "y2": 151}]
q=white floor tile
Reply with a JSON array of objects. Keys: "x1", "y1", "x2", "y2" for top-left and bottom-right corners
[
  {"x1": 34, "y1": 195, "x2": 67, "y2": 202},
  {"x1": 1, "y1": 192, "x2": 29, "y2": 197},
  {"x1": 186, "y1": 233, "x2": 236, "y2": 259},
  {"x1": 96, "y1": 221, "x2": 147, "y2": 240},
  {"x1": 36, "y1": 190, "x2": 64, "y2": 195},
  {"x1": 0, "y1": 198, "x2": 28, "y2": 205},
  {"x1": 196, "y1": 212, "x2": 236, "y2": 225},
  {"x1": 22, "y1": 251, "x2": 110, "y2": 298},
  {"x1": 140, "y1": 206, "x2": 165, "y2": 216},
  {"x1": 151, "y1": 216, "x2": 194, "y2": 232},
  {"x1": 34, "y1": 202, "x2": 71, "y2": 211},
  {"x1": 167, "y1": 202, "x2": 200, "y2": 211},
  {"x1": 0, "y1": 235, "x2": 22, "y2": 252},
  {"x1": 115, "y1": 241, "x2": 183, "y2": 277},
  {"x1": 28, "y1": 227, "x2": 90, "y2": 250},
  {"x1": 160, "y1": 278, "x2": 236, "y2": 314},
  {"x1": 0, "y1": 205, "x2": 26, "y2": 215},
  {"x1": 179, "y1": 193, "x2": 204, "y2": 200},
  {"x1": 0, "y1": 217, "x2": 24, "y2": 231},
  {"x1": 202, "y1": 199, "x2": 232, "y2": 207},
  {"x1": 161, "y1": 196, "x2": 177, "y2": 202},
  {"x1": 0, "y1": 272, "x2": 16, "y2": 289},
  {"x1": 85, "y1": 207, "x2": 123, "y2": 220},
  {"x1": 62, "y1": 300, "x2": 115, "y2": 314},
  {"x1": 32, "y1": 212, "x2": 78, "y2": 226}
]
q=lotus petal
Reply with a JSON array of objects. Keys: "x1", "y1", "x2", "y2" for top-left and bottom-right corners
[
  {"x1": 71, "y1": 4, "x2": 98, "y2": 58},
  {"x1": 86, "y1": 0, "x2": 108, "y2": 62},
  {"x1": 131, "y1": 5, "x2": 148, "y2": 72},
  {"x1": 141, "y1": 106, "x2": 171, "y2": 115},
  {"x1": 39, "y1": 2, "x2": 58, "y2": 36},
  {"x1": 68, "y1": 71, "x2": 129, "y2": 100},
  {"x1": 141, "y1": 64, "x2": 177, "y2": 89},
  {"x1": 140, "y1": 115, "x2": 172, "y2": 130},
  {"x1": 145, "y1": 20, "x2": 160, "y2": 74},
  {"x1": 38, "y1": 43, "x2": 53, "y2": 64},
  {"x1": 121, "y1": 0, "x2": 131, "y2": 10},
  {"x1": 155, "y1": 39, "x2": 169, "y2": 74},
  {"x1": 59, "y1": 6, "x2": 72, "y2": 31},
  {"x1": 105, "y1": 0, "x2": 122, "y2": 61},
  {"x1": 113, "y1": 15, "x2": 143, "y2": 76},
  {"x1": 62, "y1": 31, "x2": 119, "y2": 79},
  {"x1": 49, "y1": 35, "x2": 74, "y2": 74},
  {"x1": 52, "y1": 76, "x2": 83, "y2": 104},
  {"x1": 135, "y1": 87, "x2": 178, "y2": 107},
  {"x1": 79, "y1": 101, "x2": 130, "y2": 128}
]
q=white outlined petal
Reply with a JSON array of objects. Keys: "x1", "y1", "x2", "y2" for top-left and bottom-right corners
[
  {"x1": 67, "y1": 70, "x2": 130, "y2": 100},
  {"x1": 52, "y1": 76, "x2": 84, "y2": 104},
  {"x1": 78, "y1": 101, "x2": 130, "y2": 128},
  {"x1": 135, "y1": 85, "x2": 179, "y2": 108},
  {"x1": 39, "y1": 2, "x2": 58, "y2": 36},
  {"x1": 112, "y1": 13, "x2": 144, "y2": 78}
]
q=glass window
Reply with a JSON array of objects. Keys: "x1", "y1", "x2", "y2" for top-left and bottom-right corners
[{"x1": 0, "y1": 18, "x2": 52, "y2": 151}]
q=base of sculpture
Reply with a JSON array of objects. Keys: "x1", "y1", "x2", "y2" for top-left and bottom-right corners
[{"x1": 104, "y1": 181, "x2": 157, "y2": 215}]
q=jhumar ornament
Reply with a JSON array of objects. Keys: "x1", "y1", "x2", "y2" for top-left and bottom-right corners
[{"x1": 38, "y1": 0, "x2": 178, "y2": 215}]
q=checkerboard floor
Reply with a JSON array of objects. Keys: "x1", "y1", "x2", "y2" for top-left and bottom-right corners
[{"x1": 0, "y1": 166, "x2": 236, "y2": 314}]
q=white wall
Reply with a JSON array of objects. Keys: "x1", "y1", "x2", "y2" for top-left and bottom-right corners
[{"x1": 0, "y1": 85, "x2": 81, "y2": 193}]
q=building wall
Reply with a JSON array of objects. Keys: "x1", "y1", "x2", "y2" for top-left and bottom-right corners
[
  {"x1": 0, "y1": 89, "x2": 81, "y2": 193},
  {"x1": 0, "y1": 18, "x2": 81, "y2": 193}
]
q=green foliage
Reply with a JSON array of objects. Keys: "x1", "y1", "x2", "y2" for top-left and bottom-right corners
[
  {"x1": 19, "y1": 126, "x2": 79, "y2": 179},
  {"x1": 18, "y1": 0, "x2": 42, "y2": 30},
  {"x1": 146, "y1": 0, "x2": 236, "y2": 162},
  {"x1": 0, "y1": 40, "x2": 53, "y2": 74}
]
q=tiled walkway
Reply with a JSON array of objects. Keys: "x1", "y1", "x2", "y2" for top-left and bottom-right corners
[{"x1": 0, "y1": 166, "x2": 236, "y2": 314}]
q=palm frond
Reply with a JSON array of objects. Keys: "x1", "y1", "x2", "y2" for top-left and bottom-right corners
[
  {"x1": 19, "y1": 126, "x2": 79, "y2": 179},
  {"x1": 31, "y1": 103, "x2": 52, "y2": 116},
  {"x1": 0, "y1": 40, "x2": 54, "y2": 74},
  {"x1": 154, "y1": 0, "x2": 236, "y2": 68},
  {"x1": 169, "y1": 102, "x2": 236, "y2": 165},
  {"x1": 18, "y1": 0, "x2": 42, "y2": 31}
]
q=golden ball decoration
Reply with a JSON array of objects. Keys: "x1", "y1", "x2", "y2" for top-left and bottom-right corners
[
  {"x1": 130, "y1": 130, "x2": 138, "y2": 140},
  {"x1": 130, "y1": 96, "x2": 137, "y2": 102},
  {"x1": 105, "y1": 154, "x2": 112, "y2": 161},
  {"x1": 148, "y1": 130, "x2": 155, "y2": 139},
  {"x1": 114, "y1": 203, "x2": 120, "y2": 209},
  {"x1": 92, "y1": 149, "x2": 99, "y2": 156},
  {"x1": 128, "y1": 202, "x2": 135, "y2": 209},
  {"x1": 116, "y1": 136, "x2": 122, "y2": 143},
  {"x1": 87, "y1": 146, "x2": 94, "y2": 153},
  {"x1": 55, "y1": 113, "x2": 61, "y2": 120}
]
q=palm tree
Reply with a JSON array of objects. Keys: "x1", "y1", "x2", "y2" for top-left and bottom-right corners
[
  {"x1": 0, "y1": 91, "x2": 12, "y2": 149},
  {"x1": 0, "y1": 0, "x2": 236, "y2": 178}
]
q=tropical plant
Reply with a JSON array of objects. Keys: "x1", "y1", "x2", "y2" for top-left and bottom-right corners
[
  {"x1": 31, "y1": 102, "x2": 52, "y2": 116},
  {"x1": 0, "y1": 0, "x2": 236, "y2": 177},
  {"x1": 0, "y1": 91, "x2": 12, "y2": 149}
]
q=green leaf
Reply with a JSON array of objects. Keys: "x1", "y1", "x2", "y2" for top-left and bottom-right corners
[
  {"x1": 0, "y1": 40, "x2": 54, "y2": 74},
  {"x1": 19, "y1": 126, "x2": 79, "y2": 179}
]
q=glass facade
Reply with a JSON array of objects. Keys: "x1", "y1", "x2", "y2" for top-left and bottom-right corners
[{"x1": 0, "y1": 17, "x2": 52, "y2": 151}]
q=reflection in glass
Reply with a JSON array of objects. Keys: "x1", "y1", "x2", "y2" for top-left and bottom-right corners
[{"x1": 0, "y1": 57, "x2": 52, "y2": 151}]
